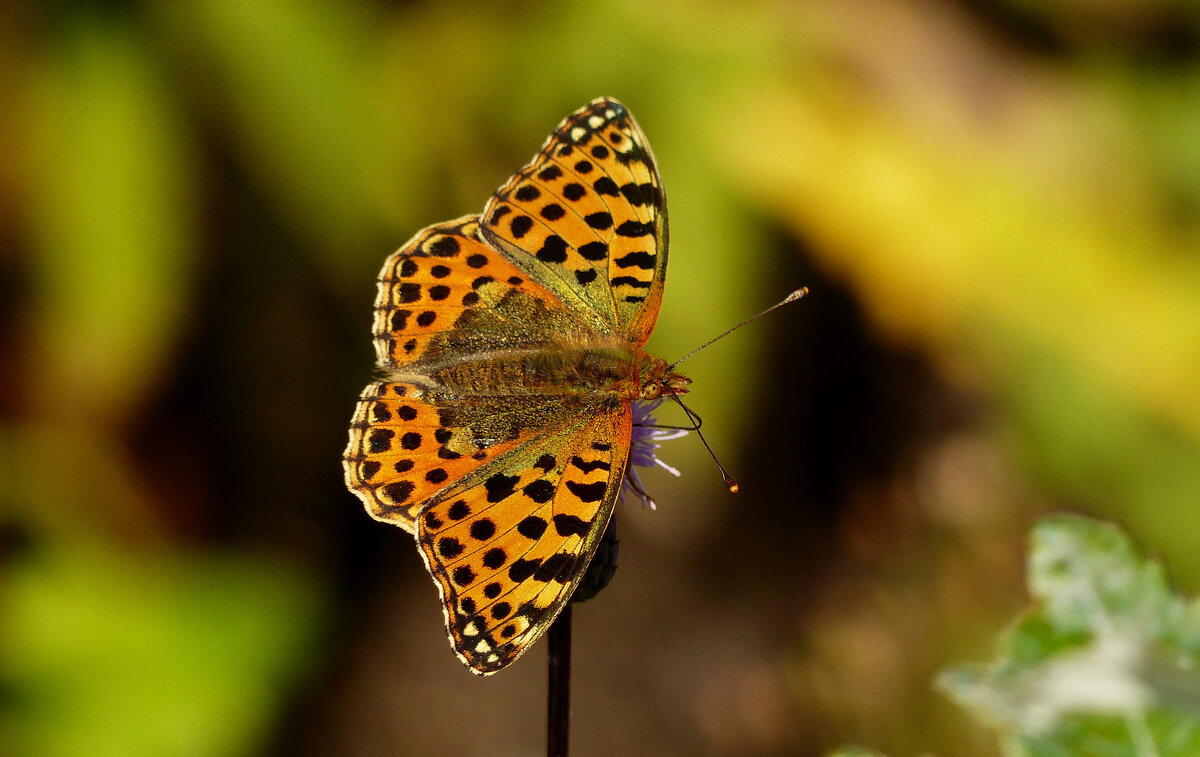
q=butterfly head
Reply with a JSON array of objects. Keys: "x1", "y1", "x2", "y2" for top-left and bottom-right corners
[{"x1": 639, "y1": 362, "x2": 691, "y2": 401}]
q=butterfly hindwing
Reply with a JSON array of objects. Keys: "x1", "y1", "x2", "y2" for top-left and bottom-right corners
[
  {"x1": 344, "y1": 381, "x2": 529, "y2": 532},
  {"x1": 481, "y1": 97, "x2": 668, "y2": 344},
  {"x1": 416, "y1": 402, "x2": 632, "y2": 674}
]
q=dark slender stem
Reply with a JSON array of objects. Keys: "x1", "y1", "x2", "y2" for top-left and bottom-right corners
[{"x1": 547, "y1": 604, "x2": 573, "y2": 757}]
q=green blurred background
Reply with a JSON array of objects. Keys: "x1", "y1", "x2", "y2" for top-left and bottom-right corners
[{"x1": 2, "y1": 1, "x2": 1199, "y2": 755}]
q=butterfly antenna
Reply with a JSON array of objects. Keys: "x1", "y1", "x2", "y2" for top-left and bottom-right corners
[
  {"x1": 668, "y1": 393, "x2": 739, "y2": 494},
  {"x1": 668, "y1": 287, "x2": 808, "y2": 371}
]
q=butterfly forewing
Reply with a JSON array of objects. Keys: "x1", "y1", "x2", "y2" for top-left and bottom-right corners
[
  {"x1": 416, "y1": 404, "x2": 632, "y2": 673},
  {"x1": 370, "y1": 215, "x2": 591, "y2": 371},
  {"x1": 481, "y1": 97, "x2": 668, "y2": 344}
]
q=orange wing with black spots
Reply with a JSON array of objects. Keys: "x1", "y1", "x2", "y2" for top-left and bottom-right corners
[
  {"x1": 344, "y1": 381, "x2": 526, "y2": 532},
  {"x1": 370, "y1": 215, "x2": 589, "y2": 372},
  {"x1": 416, "y1": 404, "x2": 631, "y2": 673},
  {"x1": 481, "y1": 97, "x2": 668, "y2": 343},
  {"x1": 347, "y1": 216, "x2": 595, "y2": 531}
]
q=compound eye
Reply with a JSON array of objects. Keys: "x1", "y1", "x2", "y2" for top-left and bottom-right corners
[{"x1": 642, "y1": 381, "x2": 662, "y2": 400}]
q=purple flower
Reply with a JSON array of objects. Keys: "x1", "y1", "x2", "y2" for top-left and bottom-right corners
[{"x1": 621, "y1": 400, "x2": 688, "y2": 510}]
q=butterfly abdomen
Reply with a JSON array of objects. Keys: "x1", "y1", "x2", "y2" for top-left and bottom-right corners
[{"x1": 425, "y1": 344, "x2": 644, "y2": 399}]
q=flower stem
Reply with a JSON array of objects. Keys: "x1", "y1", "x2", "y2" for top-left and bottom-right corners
[{"x1": 546, "y1": 604, "x2": 572, "y2": 757}]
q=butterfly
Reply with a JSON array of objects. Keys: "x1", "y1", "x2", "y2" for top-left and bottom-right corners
[{"x1": 342, "y1": 97, "x2": 687, "y2": 675}]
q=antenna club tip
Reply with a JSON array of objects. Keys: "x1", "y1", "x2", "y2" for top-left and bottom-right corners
[
  {"x1": 785, "y1": 287, "x2": 810, "y2": 303},
  {"x1": 724, "y1": 476, "x2": 739, "y2": 494}
]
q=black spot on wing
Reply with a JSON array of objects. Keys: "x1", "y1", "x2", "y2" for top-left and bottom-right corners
[
  {"x1": 523, "y1": 479, "x2": 555, "y2": 503},
  {"x1": 619, "y1": 182, "x2": 655, "y2": 207},
  {"x1": 429, "y1": 236, "x2": 461, "y2": 256},
  {"x1": 511, "y1": 215, "x2": 533, "y2": 239},
  {"x1": 565, "y1": 480, "x2": 607, "y2": 503},
  {"x1": 438, "y1": 537, "x2": 464, "y2": 558},
  {"x1": 585, "y1": 212, "x2": 613, "y2": 230},
  {"x1": 489, "y1": 205, "x2": 512, "y2": 225},
  {"x1": 517, "y1": 516, "x2": 548, "y2": 539},
  {"x1": 452, "y1": 565, "x2": 474, "y2": 586},
  {"x1": 534, "y1": 552, "x2": 577, "y2": 582},
  {"x1": 578, "y1": 241, "x2": 608, "y2": 261},
  {"x1": 515, "y1": 184, "x2": 541, "y2": 202},
  {"x1": 508, "y1": 558, "x2": 540, "y2": 581},
  {"x1": 614, "y1": 251, "x2": 655, "y2": 269},
  {"x1": 570, "y1": 455, "x2": 612, "y2": 473},
  {"x1": 470, "y1": 518, "x2": 496, "y2": 541},
  {"x1": 485, "y1": 473, "x2": 520, "y2": 502},
  {"x1": 592, "y1": 177, "x2": 619, "y2": 196},
  {"x1": 611, "y1": 276, "x2": 652, "y2": 289},
  {"x1": 553, "y1": 514, "x2": 591, "y2": 537},
  {"x1": 536, "y1": 235, "x2": 568, "y2": 263},
  {"x1": 398, "y1": 283, "x2": 421, "y2": 303},
  {"x1": 368, "y1": 429, "x2": 394, "y2": 453},
  {"x1": 382, "y1": 480, "x2": 414, "y2": 503},
  {"x1": 615, "y1": 220, "x2": 654, "y2": 237}
]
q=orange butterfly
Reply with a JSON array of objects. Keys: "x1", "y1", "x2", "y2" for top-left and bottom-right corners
[{"x1": 343, "y1": 98, "x2": 686, "y2": 674}]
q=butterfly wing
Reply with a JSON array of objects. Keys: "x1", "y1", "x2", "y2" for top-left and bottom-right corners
[
  {"x1": 344, "y1": 216, "x2": 593, "y2": 532},
  {"x1": 344, "y1": 380, "x2": 526, "y2": 532},
  {"x1": 480, "y1": 97, "x2": 668, "y2": 345},
  {"x1": 416, "y1": 401, "x2": 631, "y2": 674},
  {"x1": 366, "y1": 215, "x2": 589, "y2": 373}
]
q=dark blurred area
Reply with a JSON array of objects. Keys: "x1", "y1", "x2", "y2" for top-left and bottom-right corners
[{"x1": 3, "y1": 1, "x2": 1199, "y2": 755}]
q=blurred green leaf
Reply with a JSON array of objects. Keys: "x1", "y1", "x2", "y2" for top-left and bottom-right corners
[
  {"x1": 939, "y1": 514, "x2": 1200, "y2": 757},
  {"x1": 717, "y1": 81, "x2": 1200, "y2": 437},
  {"x1": 997, "y1": 341, "x2": 1200, "y2": 581},
  {"x1": 0, "y1": 542, "x2": 324, "y2": 757},
  {"x1": 24, "y1": 16, "x2": 196, "y2": 425},
  {"x1": 148, "y1": 0, "x2": 395, "y2": 287}
]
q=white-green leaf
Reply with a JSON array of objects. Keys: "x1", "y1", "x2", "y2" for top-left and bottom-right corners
[{"x1": 938, "y1": 514, "x2": 1200, "y2": 757}]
